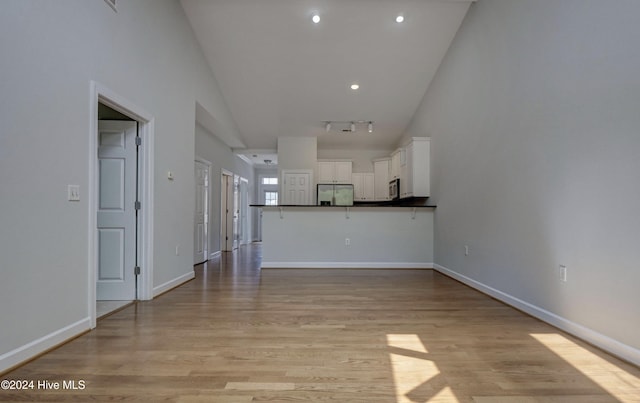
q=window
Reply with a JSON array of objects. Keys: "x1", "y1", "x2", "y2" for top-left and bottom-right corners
[
  {"x1": 262, "y1": 177, "x2": 278, "y2": 185},
  {"x1": 264, "y1": 191, "x2": 278, "y2": 206}
]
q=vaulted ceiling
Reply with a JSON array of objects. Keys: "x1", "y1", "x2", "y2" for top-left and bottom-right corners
[{"x1": 181, "y1": 0, "x2": 474, "y2": 164}]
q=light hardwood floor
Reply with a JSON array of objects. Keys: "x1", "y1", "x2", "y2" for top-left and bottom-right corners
[{"x1": 2, "y1": 243, "x2": 639, "y2": 402}]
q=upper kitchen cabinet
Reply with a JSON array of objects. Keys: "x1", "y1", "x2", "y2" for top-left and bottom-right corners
[
  {"x1": 390, "y1": 149, "x2": 403, "y2": 180},
  {"x1": 317, "y1": 160, "x2": 352, "y2": 184},
  {"x1": 400, "y1": 137, "x2": 430, "y2": 198},
  {"x1": 373, "y1": 158, "x2": 390, "y2": 201}
]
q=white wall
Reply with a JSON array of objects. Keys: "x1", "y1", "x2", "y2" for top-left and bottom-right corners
[
  {"x1": 277, "y1": 137, "x2": 317, "y2": 173},
  {"x1": 317, "y1": 149, "x2": 391, "y2": 173},
  {"x1": 407, "y1": 0, "x2": 640, "y2": 363},
  {"x1": 194, "y1": 124, "x2": 254, "y2": 254},
  {"x1": 261, "y1": 207, "x2": 433, "y2": 268},
  {"x1": 277, "y1": 137, "x2": 317, "y2": 203},
  {"x1": 0, "y1": 0, "x2": 242, "y2": 371}
]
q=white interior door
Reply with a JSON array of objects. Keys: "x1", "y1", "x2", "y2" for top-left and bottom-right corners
[
  {"x1": 194, "y1": 160, "x2": 209, "y2": 264},
  {"x1": 97, "y1": 120, "x2": 137, "y2": 301},
  {"x1": 283, "y1": 172, "x2": 312, "y2": 205}
]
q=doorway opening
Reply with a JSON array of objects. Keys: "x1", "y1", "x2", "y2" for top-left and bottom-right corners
[
  {"x1": 89, "y1": 81, "x2": 154, "y2": 328},
  {"x1": 194, "y1": 158, "x2": 210, "y2": 264},
  {"x1": 238, "y1": 177, "x2": 250, "y2": 246},
  {"x1": 256, "y1": 174, "x2": 279, "y2": 241},
  {"x1": 220, "y1": 170, "x2": 236, "y2": 252}
]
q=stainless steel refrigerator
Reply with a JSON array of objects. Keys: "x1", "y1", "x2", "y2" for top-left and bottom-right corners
[{"x1": 317, "y1": 184, "x2": 354, "y2": 206}]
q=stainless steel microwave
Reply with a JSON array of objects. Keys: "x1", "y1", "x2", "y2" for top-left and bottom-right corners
[{"x1": 389, "y1": 178, "x2": 400, "y2": 200}]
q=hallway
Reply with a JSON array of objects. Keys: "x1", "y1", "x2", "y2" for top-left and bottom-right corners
[{"x1": 2, "y1": 244, "x2": 639, "y2": 402}]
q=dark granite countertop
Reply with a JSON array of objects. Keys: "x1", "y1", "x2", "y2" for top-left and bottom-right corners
[{"x1": 251, "y1": 197, "x2": 436, "y2": 208}]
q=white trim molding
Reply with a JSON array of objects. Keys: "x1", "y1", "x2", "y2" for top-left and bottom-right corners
[
  {"x1": 0, "y1": 318, "x2": 91, "y2": 373},
  {"x1": 210, "y1": 251, "x2": 221, "y2": 259},
  {"x1": 261, "y1": 262, "x2": 434, "y2": 269},
  {"x1": 434, "y1": 264, "x2": 640, "y2": 367},
  {"x1": 153, "y1": 271, "x2": 195, "y2": 297},
  {"x1": 89, "y1": 80, "x2": 155, "y2": 331}
]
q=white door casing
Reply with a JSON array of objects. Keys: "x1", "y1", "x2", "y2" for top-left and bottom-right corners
[
  {"x1": 194, "y1": 160, "x2": 209, "y2": 264},
  {"x1": 232, "y1": 175, "x2": 239, "y2": 250},
  {"x1": 221, "y1": 171, "x2": 234, "y2": 251},
  {"x1": 97, "y1": 120, "x2": 137, "y2": 301},
  {"x1": 90, "y1": 81, "x2": 155, "y2": 330}
]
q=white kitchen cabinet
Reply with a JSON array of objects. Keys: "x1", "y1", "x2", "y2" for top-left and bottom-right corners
[
  {"x1": 317, "y1": 162, "x2": 334, "y2": 183},
  {"x1": 353, "y1": 173, "x2": 375, "y2": 201},
  {"x1": 317, "y1": 160, "x2": 352, "y2": 184},
  {"x1": 373, "y1": 158, "x2": 390, "y2": 200},
  {"x1": 399, "y1": 137, "x2": 430, "y2": 198},
  {"x1": 389, "y1": 147, "x2": 407, "y2": 180},
  {"x1": 390, "y1": 148, "x2": 403, "y2": 180},
  {"x1": 400, "y1": 142, "x2": 412, "y2": 198},
  {"x1": 334, "y1": 161, "x2": 352, "y2": 183}
]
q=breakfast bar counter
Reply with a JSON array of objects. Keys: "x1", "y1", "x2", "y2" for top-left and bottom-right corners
[{"x1": 253, "y1": 204, "x2": 435, "y2": 269}]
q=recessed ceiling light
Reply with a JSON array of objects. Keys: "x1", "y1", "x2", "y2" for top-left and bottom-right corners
[
  {"x1": 350, "y1": 84, "x2": 360, "y2": 90},
  {"x1": 312, "y1": 14, "x2": 320, "y2": 24},
  {"x1": 396, "y1": 15, "x2": 404, "y2": 23}
]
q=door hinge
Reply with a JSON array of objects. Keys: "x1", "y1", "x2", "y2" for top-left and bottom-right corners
[
  {"x1": 135, "y1": 136, "x2": 142, "y2": 146},
  {"x1": 135, "y1": 201, "x2": 141, "y2": 210},
  {"x1": 134, "y1": 266, "x2": 141, "y2": 275}
]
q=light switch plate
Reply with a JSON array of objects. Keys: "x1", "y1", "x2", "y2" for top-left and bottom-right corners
[{"x1": 68, "y1": 185, "x2": 80, "y2": 201}]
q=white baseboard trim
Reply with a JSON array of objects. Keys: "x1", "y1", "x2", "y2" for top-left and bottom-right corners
[
  {"x1": 153, "y1": 271, "x2": 195, "y2": 297},
  {"x1": 261, "y1": 261, "x2": 433, "y2": 269},
  {"x1": 434, "y1": 264, "x2": 640, "y2": 367},
  {"x1": 209, "y1": 251, "x2": 221, "y2": 259},
  {"x1": 0, "y1": 317, "x2": 91, "y2": 373}
]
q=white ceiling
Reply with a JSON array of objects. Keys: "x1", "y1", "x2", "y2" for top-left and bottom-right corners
[{"x1": 181, "y1": 0, "x2": 473, "y2": 163}]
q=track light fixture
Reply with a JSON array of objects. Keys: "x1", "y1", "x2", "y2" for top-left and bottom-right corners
[{"x1": 323, "y1": 121, "x2": 374, "y2": 134}]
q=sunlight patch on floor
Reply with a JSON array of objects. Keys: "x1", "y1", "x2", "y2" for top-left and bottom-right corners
[
  {"x1": 387, "y1": 334, "x2": 458, "y2": 403},
  {"x1": 530, "y1": 333, "x2": 640, "y2": 402},
  {"x1": 388, "y1": 334, "x2": 430, "y2": 353}
]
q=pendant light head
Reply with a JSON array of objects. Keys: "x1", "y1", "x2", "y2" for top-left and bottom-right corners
[
  {"x1": 368, "y1": 121, "x2": 373, "y2": 133},
  {"x1": 325, "y1": 122, "x2": 331, "y2": 132},
  {"x1": 350, "y1": 122, "x2": 356, "y2": 132}
]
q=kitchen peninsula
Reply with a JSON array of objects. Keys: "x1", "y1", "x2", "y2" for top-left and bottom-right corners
[
  {"x1": 254, "y1": 203, "x2": 435, "y2": 269},
  {"x1": 258, "y1": 136, "x2": 434, "y2": 268}
]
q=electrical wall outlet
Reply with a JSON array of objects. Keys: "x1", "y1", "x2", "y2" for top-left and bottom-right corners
[
  {"x1": 345, "y1": 238, "x2": 350, "y2": 246},
  {"x1": 464, "y1": 245, "x2": 469, "y2": 256}
]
